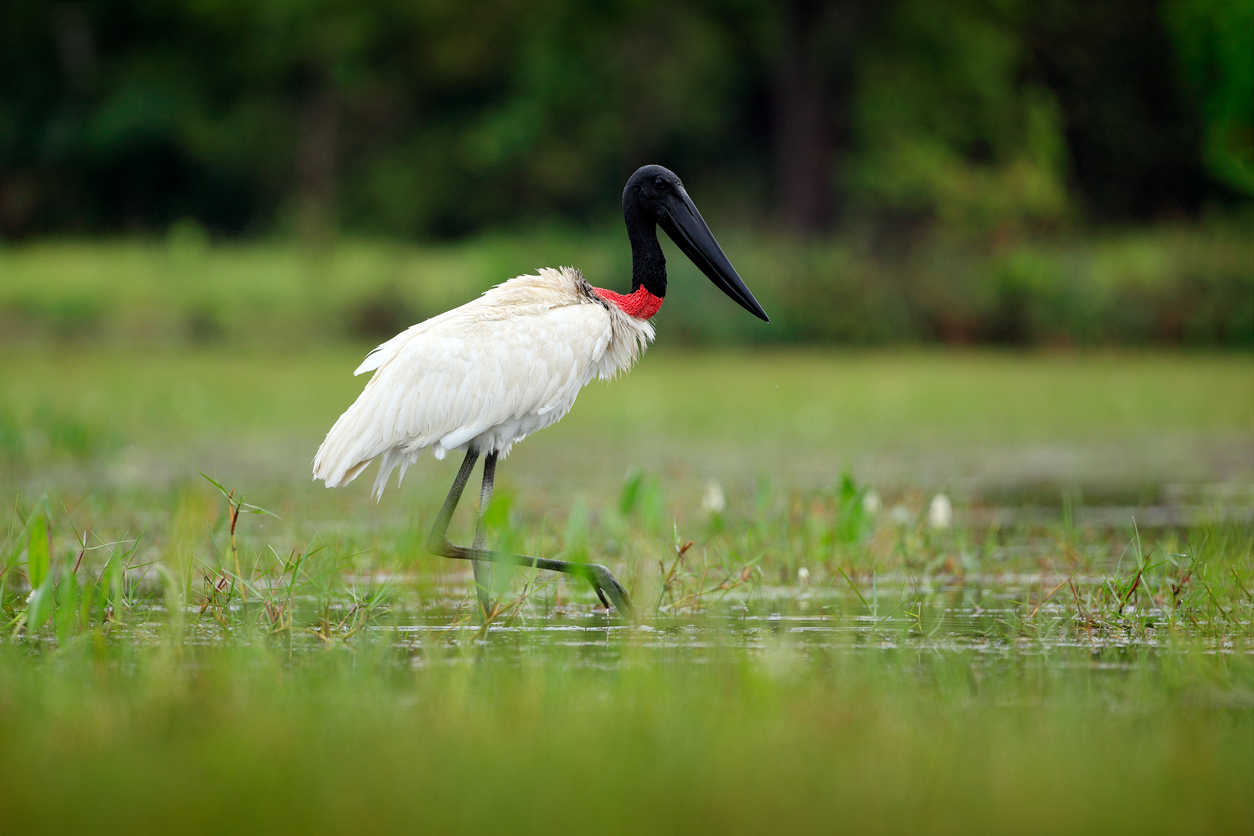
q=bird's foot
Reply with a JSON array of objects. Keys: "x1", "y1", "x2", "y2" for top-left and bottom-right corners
[
  {"x1": 587, "y1": 563, "x2": 633, "y2": 618},
  {"x1": 426, "y1": 538, "x2": 632, "y2": 619}
]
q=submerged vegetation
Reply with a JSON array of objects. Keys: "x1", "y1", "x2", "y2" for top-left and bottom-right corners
[{"x1": 5, "y1": 465, "x2": 1251, "y2": 645}]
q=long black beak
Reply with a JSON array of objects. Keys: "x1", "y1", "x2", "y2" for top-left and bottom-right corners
[{"x1": 659, "y1": 189, "x2": 770, "y2": 322}]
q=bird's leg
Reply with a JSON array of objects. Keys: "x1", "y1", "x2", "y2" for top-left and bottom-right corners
[
  {"x1": 424, "y1": 449, "x2": 633, "y2": 618},
  {"x1": 424, "y1": 447, "x2": 479, "y2": 554},
  {"x1": 470, "y1": 452, "x2": 497, "y2": 615}
]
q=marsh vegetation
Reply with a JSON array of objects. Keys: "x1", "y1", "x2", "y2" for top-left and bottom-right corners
[{"x1": 1, "y1": 321, "x2": 1250, "y2": 834}]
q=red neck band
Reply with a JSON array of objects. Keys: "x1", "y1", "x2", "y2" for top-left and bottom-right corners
[{"x1": 592, "y1": 285, "x2": 663, "y2": 320}]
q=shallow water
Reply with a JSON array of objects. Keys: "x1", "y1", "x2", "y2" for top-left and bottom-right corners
[
  {"x1": 349, "y1": 584, "x2": 1243, "y2": 668},
  {"x1": 25, "y1": 561, "x2": 1249, "y2": 664}
]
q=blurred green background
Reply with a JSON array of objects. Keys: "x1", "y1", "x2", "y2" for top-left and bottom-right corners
[{"x1": 1, "y1": 0, "x2": 1251, "y2": 346}]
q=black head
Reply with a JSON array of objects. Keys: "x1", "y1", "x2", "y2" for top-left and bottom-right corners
[
  {"x1": 623, "y1": 164, "x2": 685, "y2": 220},
  {"x1": 622, "y1": 164, "x2": 769, "y2": 322}
]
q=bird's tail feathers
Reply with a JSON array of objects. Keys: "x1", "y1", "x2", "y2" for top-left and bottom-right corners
[
  {"x1": 372, "y1": 447, "x2": 421, "y2": 500},
  {"x1": 312, "y1": 394, "x2": 386, "y2": 492},
  {"x1": 313, "y1": 389, "x2": 428, "y2": 501}
]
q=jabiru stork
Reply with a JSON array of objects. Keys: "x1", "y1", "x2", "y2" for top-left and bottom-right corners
[{"x1": 312, "y1": 165, "x2": 769, "y2": 616}]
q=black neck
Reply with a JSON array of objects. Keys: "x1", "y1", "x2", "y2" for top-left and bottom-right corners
[{"x1": 625, "y1": 204, "x2": 667, "y2": 298}]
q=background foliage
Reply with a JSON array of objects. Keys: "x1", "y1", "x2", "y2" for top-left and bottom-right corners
[
  {"x1": 1, "y1": 0, "x2": 1251, "y2": 345},
  {"x1": 3, "y1": 0, "x2": 1250, "y2": 238}
]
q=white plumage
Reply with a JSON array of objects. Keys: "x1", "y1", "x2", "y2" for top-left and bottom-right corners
[
  {"x1": 310, "y1": 165, "x2": 768, "y2": 616},
  {"x1": 312, "y1": 267, "x2": 654, "y2": 499}
]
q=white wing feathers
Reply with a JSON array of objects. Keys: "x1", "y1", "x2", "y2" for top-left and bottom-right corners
[{"x1": 312, "y1": 267, "x2": 653, "y2": 499}]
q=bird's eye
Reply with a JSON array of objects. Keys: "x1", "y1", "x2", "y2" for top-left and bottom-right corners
[{"x1": 654, "y1": 177, "x2": 667, "y2": 189}]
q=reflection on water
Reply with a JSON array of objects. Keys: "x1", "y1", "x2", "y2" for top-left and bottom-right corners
[
  {"x1": 356, "y1": 586, "x2": 1234, "y2": 669},
  {"x1": 75, "y1": 574, "x2": 1247, "y2": 666}
]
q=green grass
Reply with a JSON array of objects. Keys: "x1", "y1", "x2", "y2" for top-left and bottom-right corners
[
  {"x1": 1, "y1": 219, "x2": 1251, "y2": 346},
  {"x1": 1, "y1": 341, "x2": 1251, "y2": 834},
  {"x1": 0, "y1": 639, "x2": 1248, "y2": 836}
]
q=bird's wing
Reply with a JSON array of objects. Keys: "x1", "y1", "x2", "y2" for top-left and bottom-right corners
[{"x1": 312, "y1": 293, "x2": 613, "y2": 493}]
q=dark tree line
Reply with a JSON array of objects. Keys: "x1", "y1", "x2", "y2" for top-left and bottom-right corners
[{"x1": 0, "y1": 0, "x2": 1249, "y2": 240}]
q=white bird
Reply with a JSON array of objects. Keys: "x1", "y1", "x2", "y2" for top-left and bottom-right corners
[{"x1": 312, "y1": 165, "x2": 769, "y2": 616}]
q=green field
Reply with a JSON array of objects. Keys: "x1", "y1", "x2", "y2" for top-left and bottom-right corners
[
  {"x1": 1, "y1": 332, "x2": 1252, "y2": 832},
  {"x1": 2, "y1": 221, "x2": 1251, "y2": 347}
]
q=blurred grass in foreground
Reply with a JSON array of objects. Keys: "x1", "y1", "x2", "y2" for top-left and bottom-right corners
[
  {"x1": 1, "y1": 219, "x2": 1251, "y2": 347},
  {"x1": 0, "y1": 636, "x2": 1249, "y2": 836}
]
